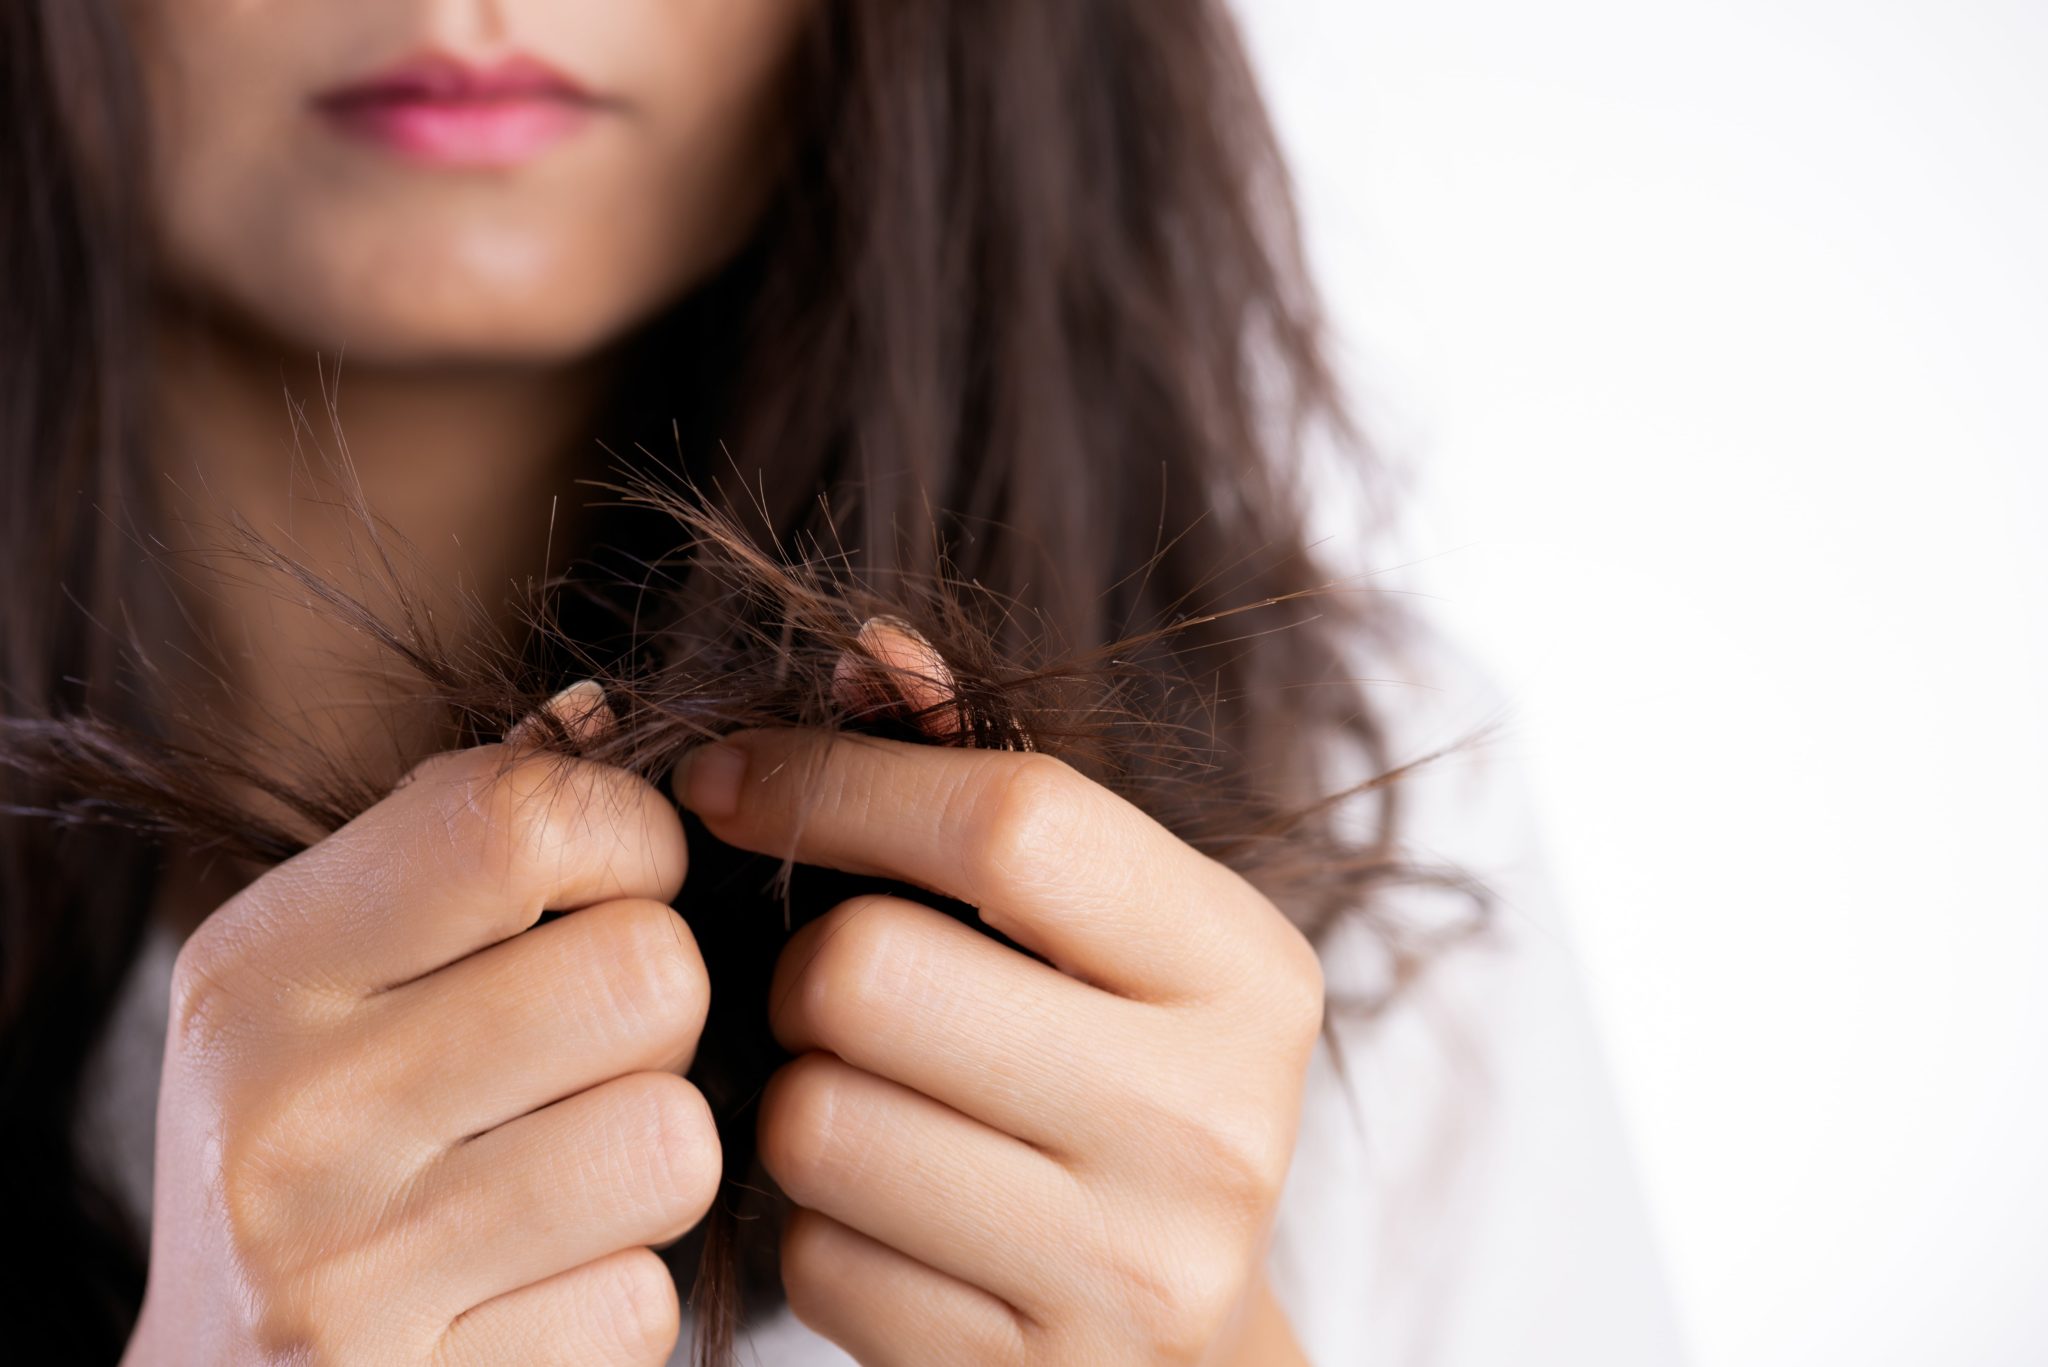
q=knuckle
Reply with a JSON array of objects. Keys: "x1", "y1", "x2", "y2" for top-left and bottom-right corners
[
  {"x1": 799, "y1": 897, "x2": 907, "y2": 1034},
  {"x1": 594, "y1": 1249, "x2": 681, "y2": 1363},
  {"x1": 596, "y1": 901, "x2": 708, "y2": 1058},
  {"x1": 965, "y1": 753, "x2": 1080, "y2": 891},
  {"x1": 1112, "y1": 1230, "x2": 1246, "y2": 1365},
  {"x1": 238, "y1": 1294, "x2": 322, "y2": 1364},
  {"x1": 212, "y1": 1072, "x2": 345, "y2": 1275},
  {"x1": 1134, "y1": 1083, "x2": 1292, "y2": 1217},
  {"x1": 215, "y1": 1084, "x2": 363, "y2": 1269},
  {"x1": 218, "y1": 1164, "x2": 385, "y2": 1360},
  {"x1": 1192, "y1": 1106, "x2": 1294, "y2": 1210},
  {"x1": 755, "y1": 1053, "x2": 843, "y2": 1203},
  {"x1": 167, "y1": 928, "x2": 242, "y2": 1054},
  {"x1": 807, "y1": 739, "x2": 874, "y2": 822},
  {"x1": 220, "y1": 1140, "x2": 296, "y2": 1267},
  {"x1": 167, "y1": 904, "x2": 348, "y2": 1061},
  {"x1": 620, "y1": 1074, "x2": 718, "y2": 1236},
  {"x1": 242, "y1": 1265, "x2": 365, "y2": 1364},
  {"x1": 1268, "y1": 925, "x2": 1328, "y2": 1048}
]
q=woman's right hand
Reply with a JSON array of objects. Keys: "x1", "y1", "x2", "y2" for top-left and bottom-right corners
[{"x1": 122, "y1": 687, "x2": 716, "y2": 1366}]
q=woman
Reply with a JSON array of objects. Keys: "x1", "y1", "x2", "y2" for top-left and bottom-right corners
[{"x1": 3, "y1": 3, "x2": 1668, "y2": 1365}]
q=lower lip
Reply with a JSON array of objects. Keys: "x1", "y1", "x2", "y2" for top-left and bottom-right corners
[{"x1": 316, "y1": 97, "x2": 594, "y2": 168}]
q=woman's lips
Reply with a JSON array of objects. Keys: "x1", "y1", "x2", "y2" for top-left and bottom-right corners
[{"x1": 311, "y1": 52, "x2": 604, "y2": 168}]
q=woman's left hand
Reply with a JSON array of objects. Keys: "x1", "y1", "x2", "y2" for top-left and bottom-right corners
[{"x1": 673, "y1": 722, "x2": 1324, "y2": 1366}]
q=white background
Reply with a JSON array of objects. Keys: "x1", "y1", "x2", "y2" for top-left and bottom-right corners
[{"x1": 1237, "y1": 3, "x2": 2048, "y2": 1365}]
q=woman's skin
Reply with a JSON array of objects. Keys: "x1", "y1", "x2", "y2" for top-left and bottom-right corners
[{"x1": 123, "y1": 3, "x2": 1320, "y2": 1363}]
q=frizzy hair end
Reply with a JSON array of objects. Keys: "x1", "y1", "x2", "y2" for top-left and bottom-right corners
[{"x1": 0, "y1": 455, "x2": 1483, "y2": 1360}]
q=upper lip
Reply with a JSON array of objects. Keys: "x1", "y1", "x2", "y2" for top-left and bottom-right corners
[{"x1": 312, "y1": 50, "x2": 597, "y2": 109}]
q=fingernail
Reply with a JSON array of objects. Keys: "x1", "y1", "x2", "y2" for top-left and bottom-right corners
[
  {"x1": 676, "y1": 742, "x2": 747, "y2": 819},
  {"x1": 832, "y1": 615, "x2": 962, "y2": 738},
  {"x1": 508, "y1": 679, "x2": 612, "y2": 747}
]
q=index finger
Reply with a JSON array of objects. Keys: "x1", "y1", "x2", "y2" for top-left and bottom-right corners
[
  {"x1": 671, "y1": 730, "x2": 1277, "y2": 1003},
  {"x1": 214, "y1": 742, "x2": 688, "y2": 993}
]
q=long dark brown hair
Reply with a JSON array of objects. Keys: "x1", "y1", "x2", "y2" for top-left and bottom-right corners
[{"x1": 2, "y1": 2, "x2": 1480, "y2": 1362}]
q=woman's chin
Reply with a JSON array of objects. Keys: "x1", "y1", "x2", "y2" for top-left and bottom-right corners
[
  {"x1": 218, "y1": 287, "x2": 647, "y2": 373},
  {"x1": 154, "y1": 223, "x2": 676, "y2": 372}
]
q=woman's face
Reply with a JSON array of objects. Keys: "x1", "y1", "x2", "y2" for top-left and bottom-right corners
[{"x1": 131, "y1": 0, "x2": 811, "y2": 366}]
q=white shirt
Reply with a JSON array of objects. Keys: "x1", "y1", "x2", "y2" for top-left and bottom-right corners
[{"x1": 78, "y1": 641, "x2": 1685, "y2": 1366}]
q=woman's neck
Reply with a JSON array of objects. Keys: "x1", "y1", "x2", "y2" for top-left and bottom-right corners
[{"x1": 145, "y1": 302, "x2": 618, "y2": 808}]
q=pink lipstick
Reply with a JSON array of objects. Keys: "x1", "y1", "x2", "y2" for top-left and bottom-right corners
[{"x1": 311, "y1": 52, "x2": 604, "y2": 168}]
